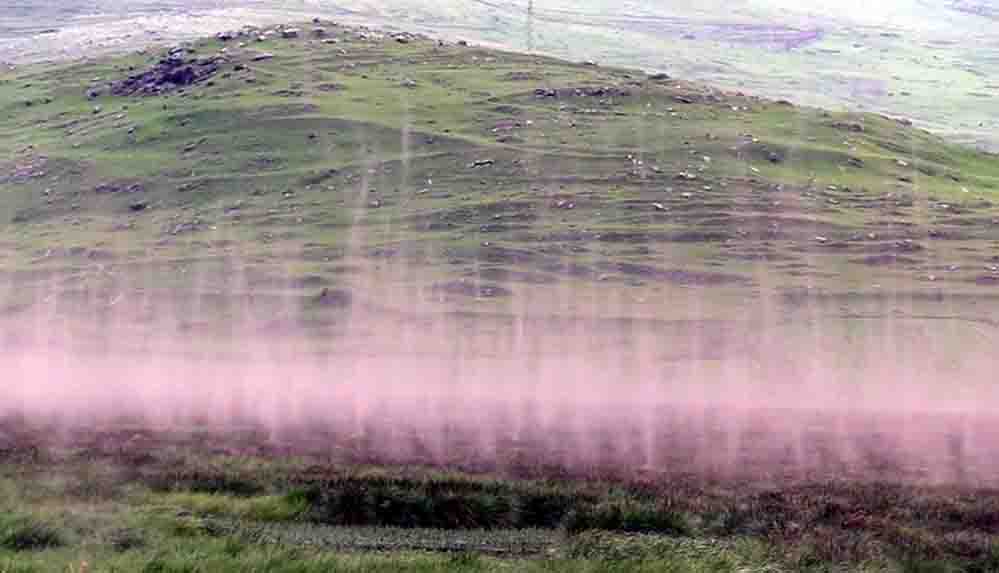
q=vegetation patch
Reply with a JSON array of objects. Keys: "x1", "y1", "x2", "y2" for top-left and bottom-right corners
[{"x1": 0, "y1": 515, "x2": 62, "y2": 552}]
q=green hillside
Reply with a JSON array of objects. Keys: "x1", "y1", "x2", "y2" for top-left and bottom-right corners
[
  {"x1": 2, "y1": 21, "x2": 999, "y2": 312},
  {"x1": 3, "y1": 20, "x2": 999, "y2": 572}
]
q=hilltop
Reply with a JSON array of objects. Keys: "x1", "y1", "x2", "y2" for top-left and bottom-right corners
[{"x1": 4, "y1": 1, "x2": 996, "y2": 152}]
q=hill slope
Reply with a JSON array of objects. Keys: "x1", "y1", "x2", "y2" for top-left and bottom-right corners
[{"x1": 2, "y1": 21, "x2": 999, "y2": 309}]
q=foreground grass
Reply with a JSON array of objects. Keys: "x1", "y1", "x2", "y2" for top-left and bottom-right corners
[
  {"x1": 2, "y1": 436, "x2": 999, "y2": 572},
  {"x1": 0, "y1": 514, "x2": 983, "y2": 572},
  {"x1": 0, "y1": 546, "x2": 774, "y2": 573}
]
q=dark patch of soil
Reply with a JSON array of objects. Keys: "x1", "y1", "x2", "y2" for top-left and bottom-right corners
[
  {"x1": 431, "y1": 280, "x2": 512, "y2": 299},
  {"x1": 502, "y1": 71, "x2": 543, "y2": 81},
  {"x1": 863, "y1": 240, "x2": 926, "y2": 254},
  {"x1": 973, "y1": 275, "x2": 999, "y2": 286},
  {"x1": 936, "y1": 217, "x2": 999, "y2": 228},
  {"x1": 666, "y1": 230, "x2": 736, "y2": 243},
  {"x1": 593, "y1": 230, "x2": 733, "y2": 244},
  {"x1": 720, "y1": 251, "x2": 797, "y2": 263},
  {"x1": 252, "y1": 103, "x2": 321, "y2": 117},
  {"x1": 300, "y1": 169, "x2": 340, "y2": 187},
  {"x1": 491, "y1": 105, "x2": 521, "y2": 115},
  {"x1": 854, "y1": 254, "x2": 923, "y2": 266},
  {"x1": 536, "y1": 261, "x2": 598, "y2": 280},
  {"x1": 594, "y1": 262, "x2": 752, "y2": 286},
  {"x1": 316, "y1": 83, "x2": 347, "y2": 92},
  {"x1": 415, "y1": 202, "x2": 537, "y2": 232},
  {"x1": 474, "y1": 268, "x2": 558, "y2": 285},
  {"x1": 290, "y1": 276, "x2": 333, "y2": 289},
  {"x1": 774, "y1": 289, "x2": 999, "y2": 306}
]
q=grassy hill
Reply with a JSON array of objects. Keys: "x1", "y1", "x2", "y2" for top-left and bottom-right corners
[
  {"x1": 2, "y1": 21, "x2": 999, "y2": 321},
  {"x1": 3, "y1": 21, "x2": 999, "y2": 280},
  {"x1": 3, "y1": 20, "x2": 999, "y2": 572}
]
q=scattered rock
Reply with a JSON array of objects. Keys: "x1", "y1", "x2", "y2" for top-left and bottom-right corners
[
  {"x1": 281, "y1": 28, "x2": 300, "y2": 39},
  {"x1": 468, "y1": 159, "x2": 495, "y2": 169},
  {"x1": 129, "y1": 201, "x2": 148, "y2": 212},
  {"x1": 251, "y1": 52, "x2": 274, "y2": 62},
  {"x1": 95, "y1": 182, "x2": 144, "y2": 194},
  {"x1": 313, "y1": 28, "x2": 327, "y2": 37},
  {"x1": 830, "y1": 121, "x2": 865, "y2": 133},
  {"x1": 166, "y1": 220, "x2": 201, "y2": 236},
  {"x1": 110, "y1": 50, "x2": 222, "y2": 96},
  {"x1": 316, "y1": 83, "x2": 346, "y2": 92},
  {"x1": 183, "y1": 138, "x2": 206, "y2": 152}
]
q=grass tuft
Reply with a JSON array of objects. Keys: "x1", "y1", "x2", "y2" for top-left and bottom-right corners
[{"x1": 0, "y1": 516, "x2": 62, "y2": 552}]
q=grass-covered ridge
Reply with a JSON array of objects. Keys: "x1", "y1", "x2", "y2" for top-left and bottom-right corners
[{"x1": 1, "y1": 20, "x2": 999, "y2": 317}]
